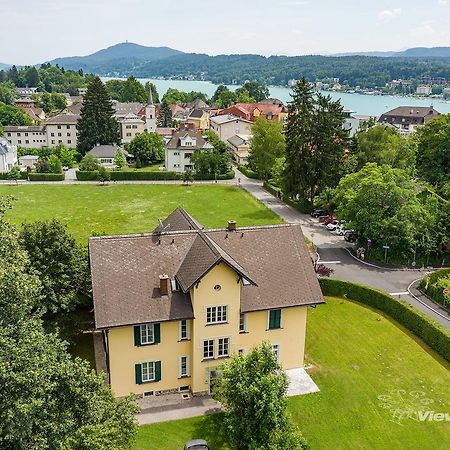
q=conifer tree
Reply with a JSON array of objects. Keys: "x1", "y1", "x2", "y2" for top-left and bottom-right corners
[
  {"x1": 76, "y1": 77, "x2": 120, "y2": 155},
  {"x1": 157, "y1": 100, "x2": 173, "y2": 127},
  {"x1": 284, "y1": 78, "x2": 348, "y2": 204}
]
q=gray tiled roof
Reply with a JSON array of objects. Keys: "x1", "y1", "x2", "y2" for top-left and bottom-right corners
[
  {"x1": 89, "y1": 208, "x2": 324, "y2": 329},
  {"x1": 87, "y1": 144, "x2": 129, "y2": 158},
  {"x1": 45, "y1": 114, "x2": 79, "y2": 125}
]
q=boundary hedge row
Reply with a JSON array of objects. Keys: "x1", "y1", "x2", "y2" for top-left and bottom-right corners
[
  {"x1": 193, "y1": 170, "x2": 235, "y2": 181},
  {"x1": 0, "y1": 172, "x2": 29, "y2": 180},
  {"x1": 75, "y1": 170, "x2": 235, "y2": 181},
  {"x1": 238, "y1": 164, "x2": 259, "y2": 179},
  {"x1": 319, "y1": 278, "x2": 450, "y2": 364},
  {"x1": 263, "y1": 181, "x2": 313, "y2": 213},
  {"x1": 28, "y1": 173, "x2": 65, "y2": 181},
  {"x1": 76, "y1": 171, "x2": 99, "y2": 181},
  {"x1": 419, "y1": 268, "x2": 450, "y2": 308}
]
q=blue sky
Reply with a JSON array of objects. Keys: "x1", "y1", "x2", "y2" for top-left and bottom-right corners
[{"x1": 1, "y1": 0, "x2": 450, "y2": 64}]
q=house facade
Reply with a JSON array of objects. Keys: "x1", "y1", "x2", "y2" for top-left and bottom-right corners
[
  {"x1": 209, "y1": 115, "x2": 253, "y2": 142},
  {"x1": 87, "y1": 144, "x2": 131, "y2": 168},
  {"x1": 89, "y1": 208, "x2": 324, "y2": 398},
  {"x1": 165, "y1": 128, "x2": 213, "y2": 173},
  {"x1": 4, "y1": 113, "x2": 79, "y2": 148},
  {"x1": 378, "y1": 106, "x2": 440, "y2": 135},
  {"x1": 0, "y1": 138, "x2": 17, "y2": 172},
  {"x1": 118, "y1": 113, "x2": 146, "y2": 144},
  {"x1": 227, "y1": 134, "x2": 252, "y2": 164}
]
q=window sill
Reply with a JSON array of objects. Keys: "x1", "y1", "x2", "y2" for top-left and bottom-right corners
[
  {"x1": 202, "y1": 357, "x2": 215, "y2": 362},
  {"x1": 266, "y1": 327, "x2": 283, "y2": 331},
  {"x1": 217, "y1": 355, "x2": 229, "y2": 359},
  {"x1": 141, "y1": 379, "x2": 158, "y2": 384},
  {"x1": 178, "y1": 338, "x2": 191, "y2": 343},
  {"x1": 139, "y1": 342, "x2": 158, "y2": 346},
  {"x1": 239, "y1": 331, "x2": 249, "y2": 334},
  {"x1": 205, "y1": 322, "x2": 228, "y2": 327},
  {"x1": 178, "y1": 375, "x2": 191, "y2": 379}
]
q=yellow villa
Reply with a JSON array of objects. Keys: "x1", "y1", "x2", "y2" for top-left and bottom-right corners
[{"x1": 89, "y1": 208, "x2": 324, "y2": 397}]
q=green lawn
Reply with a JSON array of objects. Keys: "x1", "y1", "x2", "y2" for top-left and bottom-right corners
[
  {"x1": 0, "y1": 184, "x2": 281, "y2": 244},
  {"x1": 119, "y1": 163, "x2": 164, "y2": 172},
  {"x1": 134, "y1": 297, "x2": 450, "y2": 450}
]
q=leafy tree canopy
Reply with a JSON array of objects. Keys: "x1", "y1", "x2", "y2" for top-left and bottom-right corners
[
  {"x1": 236, "y1": 81, "x2": 269, "y2": 102},
  {"x1": 128, "y1": 132, "x2": 165, "y2": 165},
  {"x1": 161, "y1": 88, "x2": 208, "y2": 105},
  {"x1": 0, "y1": 101, "x2": 33, "y2": 126}
]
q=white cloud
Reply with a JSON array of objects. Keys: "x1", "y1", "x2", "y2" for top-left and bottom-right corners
[
  {"x1": 378, "y1": 8, "x2": 402, "y2": 23},
  {"x1": 281, "y1": 1, "x2": 310, "y2": 5},
  {"x1": 438, "y1": 0, "x2": 448, "y2": 6},
  {"x1": 412, "y1": 20, "x2": 436, "y2": 36}
]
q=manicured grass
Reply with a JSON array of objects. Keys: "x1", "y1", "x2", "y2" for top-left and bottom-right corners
[
  {"x1": 133, "y1": 297, "x2": 450, "y2": 450},
  {"x1": 0, "y1": 184, "x2": 282, "y2": 244},
  {"x1": 119, "y1": 163, "x2": 164, "y2": 172}
]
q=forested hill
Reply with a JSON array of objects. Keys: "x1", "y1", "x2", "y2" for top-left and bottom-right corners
[
  {"x1": 49, "y1": 42, "x2": 183, "y2": 74},
  {"x1": 41, "y1": 42, "x2": 450, "y2": 88},
  {"x1": 133, "y1": 53, "x2": 450, "y2": 88}
]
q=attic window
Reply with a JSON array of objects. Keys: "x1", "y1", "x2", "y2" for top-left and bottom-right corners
[
  {"x1": 171, "y1": 279, "x2": 180, "y2": 291},
  {"x1": 214, "y1": 284, "x2": 221, "y2": 291}
]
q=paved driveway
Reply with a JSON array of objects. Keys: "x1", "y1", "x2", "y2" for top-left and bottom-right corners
[{"x1": 236, "y1": 169, "x2": 450, "y2": 329}]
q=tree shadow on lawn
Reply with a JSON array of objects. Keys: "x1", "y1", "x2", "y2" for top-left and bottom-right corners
[{"x1": 192, "y1": 412, "x2": 230, "y2": 449}]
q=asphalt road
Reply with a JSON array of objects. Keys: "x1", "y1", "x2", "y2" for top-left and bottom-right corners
[{"x1": 236, "y1": 169, "x2": 450, "y2": 329}]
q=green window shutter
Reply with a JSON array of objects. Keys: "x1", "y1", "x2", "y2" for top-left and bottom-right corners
[
  {"x1": 269, "y1": 310, "x2": 275, "y2": 329},
  {"x1": 155, "y1": 361, "x2": 161, "y2": 382},
  {"x1": 134, "y1": 325, "x2": 141, "y2": 347},
  {"x1": 154, "y1": 323, "x2": 161, "y2": 344},
  {"x1": 135, "y1": 363, "x2": 142, "y2": 385},
  {"x1": 274, "y1": 309, "x2": 281, "y2": 328}
]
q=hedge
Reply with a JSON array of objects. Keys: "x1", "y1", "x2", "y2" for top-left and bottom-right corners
[
  {"x1": 263, "y1": 181, "x2": 313, "y2": 213},
  {"x1": 0, "y1": 171, "x2": 29, "y2": 180},
  {"x1": 238, "y1": 164, "x2": 259, "y2": 179},
  {"x1": 28, "y1": 173, "x2": 65, "y2": 181},
  {"x1": 193, "y1": 170, "x2": 235, "y2": 181},
  {"x1": 76, "y1": 171, "x2": 99, "y2": 181},
  {"x1": 110, "y1": 171, "x2": 181, "y2": 181},
  {"x1": 419, "y1": 268, "x2": 450, "y2": 308},
  {"x1": 319, "y1": 278, "x2": 450, "y2": 364}
]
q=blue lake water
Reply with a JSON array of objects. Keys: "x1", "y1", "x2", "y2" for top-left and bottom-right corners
[{"x1": 103, "y1": 77, "x2": 450, "y2": 117}]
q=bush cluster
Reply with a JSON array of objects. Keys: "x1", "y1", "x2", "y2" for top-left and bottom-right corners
[
  {"x1": 238, "y1": 164, "x2": 259, "y2": 179},
  {"x1": 28, "y1": 173, "x2": 65, "y2": 181},
  {"x1": 263, "y1": 180, "x2": 313, "y2": 213},
  {"x1": 419, "y1": 268, "x2": 450, "y2": 308},
  {"x1": 319, "y1": 278, "x2": 450, "y2": 364}
]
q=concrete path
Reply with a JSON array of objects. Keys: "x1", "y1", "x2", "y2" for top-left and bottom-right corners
[{"x1": 236, "y1": 168, "x2": 450, "y2": 329}]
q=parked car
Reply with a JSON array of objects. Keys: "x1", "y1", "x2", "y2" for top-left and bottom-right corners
[
  {"x1": 322, "y1": 215, "x2": 337, "y2": 225},
  {"x1": 184, "y1": 439, "x2": 210, "y2": 450},
  {"x1": 333, "y1": 225, "x2": 346, "y2": 236},
  {"x1": 311, "y1": 209, "x2": 330, "y2": 218},
  {"x1": 344, "y1": 230, "x2": 357, "y2": 243},
  {"x1": 326, "y1": 220, "x2": 339, "y2": 231}
]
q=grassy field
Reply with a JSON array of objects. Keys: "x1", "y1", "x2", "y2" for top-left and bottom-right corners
[
  {"x1": 0, "y1": 184, "x2": 282, "y2": 243},
  {"x1": 133, "y1": 297, "x2": 450, "y2": 450}
]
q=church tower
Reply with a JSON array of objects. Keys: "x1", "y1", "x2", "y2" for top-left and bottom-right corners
[{"x1": 145, "y1": 86, "x2": 157, "y2": 132}]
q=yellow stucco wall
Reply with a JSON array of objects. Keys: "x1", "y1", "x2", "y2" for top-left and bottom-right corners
[
  {"x1": 108, "y1": 320, "x2": 192, "y2": 397},
  {"x1": 105, "y1": 262, "x2": 308, "y2": 397}
]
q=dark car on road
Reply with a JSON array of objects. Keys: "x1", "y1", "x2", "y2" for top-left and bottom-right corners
[
  {"x1": 344, "y1": 230, "x2": 357, "y2": 243},
  {"x1": 311, "y1": 209, "x2": 330, "y2": 218},
  {"x1": 184, "y1": 439, "x2": 210, "y2": 450}
]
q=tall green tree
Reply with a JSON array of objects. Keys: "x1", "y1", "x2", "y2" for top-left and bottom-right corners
[
  {"x1": 157, "y1": 100, "x2": 173, "y2": 127},
  {"x1": 415, "y1": 114, "x2": 450, "y2": 189},
  {"x1": 284, "y1": 78, "x2": 348, "y2": 204},
  {"x1": 120, "y1": 76, "x2": 147, "y2": 103},
  {"x1": 0, "y1": 102, "x2": 33, "y2": 126},
  {"x1": 191, "y1": 150, "x2": 230, "y2": 177},
  {"x1": 113, "y1": 148, "x2": 127, "y2": 168},
  {"x1": 248, "y1": 117, "x2": 285, "y2": 179},
  {"x1": 236, "y1": 81, "x2": 269, "y2": 102},
  {"x1": 354, "y1": 125, "x2": 416, "y2": 173},
  {"x1": 128, "y1": 132, "x2": 164, "y2": 165},
  {"x1": 76, "y1": 77, "x2": 120, "y2": 155},
  {"x1": 19, "y1": 219, "x2": 91, "y2": 315},
  {"x1": 213, "y1": 342, "x2": 307, "y2": 450},
  {"x1": 0, "y1": 81, "x2": 17, "y2": 105}
]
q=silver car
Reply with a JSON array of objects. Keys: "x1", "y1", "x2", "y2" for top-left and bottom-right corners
[{"x1": 184, "y1": 439, "x2": 210, "y2": 450}]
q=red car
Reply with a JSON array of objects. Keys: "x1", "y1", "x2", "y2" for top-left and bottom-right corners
[{"x1": 321, "y1": 215, "x2": 337, "y2": 225}]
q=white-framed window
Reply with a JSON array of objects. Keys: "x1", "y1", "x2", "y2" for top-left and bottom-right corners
[
  {"x1": 180, "y1": 356, "x2": 189, "y2": 377},
  {"x1": 203, "y1": 339, "x2": 214, "y2": 359},
  {"x1": 272, "y1": 344, "x2": 280, "y2": 363},
  {"x1": 206, "y1": 306, "x2": 227, "y2": 324},
  {"x1": 141, "y1": 361, "x2": 156, "y2": 382},
  {"x1": 218, "y1": 338, "x2": 230, "y2": 357},
  {"x1": 140, "y1": 324, "x2": 155, "y2": 344},
  {"x1": 239, "y1": 313, "x2": 246, "y2": 333},
  {"x1": 179, "y1": 320, "x2": 189, "y2": 340}
]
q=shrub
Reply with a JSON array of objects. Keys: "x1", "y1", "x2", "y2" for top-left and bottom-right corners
[
  {"x1": 419, "y1": 268, "x2": 450, "y2": 308},
  {"x1": 97, "y1": 166, "x2": 111, "y2": 183},
  {"x1": 0, "y1": 170, "x2": 27, "y2": 180},
  {"x1": 238, "y1": 164, "x2": 259, "y2": 179},
  {"x1": 76, "y1": 171, "x2": 99, "y2": 181},
  {"x1": 319, "y1": 278, "x2": 450, "y2": 363},
  {"x1": 28, "y1": 173, "x2": 65, "y2": 181},
  {"x1": 193, "y1": 170, "x2": 235, "y2": 181},
  {"x1": 79, "y1": 154, "x2": 100, "y2": 171}
]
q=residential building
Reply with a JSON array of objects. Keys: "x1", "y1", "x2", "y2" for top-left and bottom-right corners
[
  {"x1": 19, "y1": 155, "x2": 38, "y2": 170},
  {"x1": 87, "y1": 144, "x2": 131, "y2": 168},
  {"x1": 45, "y1": 114, "x2": 79, "y2": 148},
  {"x1": 227, "y1": 134, "x2": 252, "y2": 164},
  {"x1": 209, "y1": 115, "x2": 253, "y2": 142},
  {"x1": 118, "y1": 113, "x2": 145, "y2": 144},
  {"x1": 16, "y1": 87, "x2": 37, "y2": 98},
  {"x1": 187, "y1": 109, "x2": 210, "y2": 130},
  {"x1": 416, "y1": 85, "x2": 432, "y2": 96},
  {"x1": 4, "y1": 125, "x2": 47, "y2": 148},
  {"x1": 156, "y1": 127, "x2": 175, "y2": 144},
  {"x1": 165, "y1": 127, "x2": 213, "y2": 173},
  {"x1": 89, "y1": 208, "x2": 324, "y2": 397},
  {"x1": 378, "y1": 106, "x2": 440, "y2": 135},
  {"x1": 0, "y1": 138, "x2": 17, "y2": 172},
  {"x1": 218, "y1": 100, "x2": 288, "y2": 124}
]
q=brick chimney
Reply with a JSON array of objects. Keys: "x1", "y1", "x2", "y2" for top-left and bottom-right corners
[
  {"x1": 227, "y1": 220, "x2": 237, "y2": 232},
  {"x1": 159, "y1": 274, "x2": 169, "y2": 296}
]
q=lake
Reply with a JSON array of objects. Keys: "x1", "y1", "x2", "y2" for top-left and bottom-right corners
[{"x1": 102, "y1": 77, "x2": 450, "y2": 117}]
